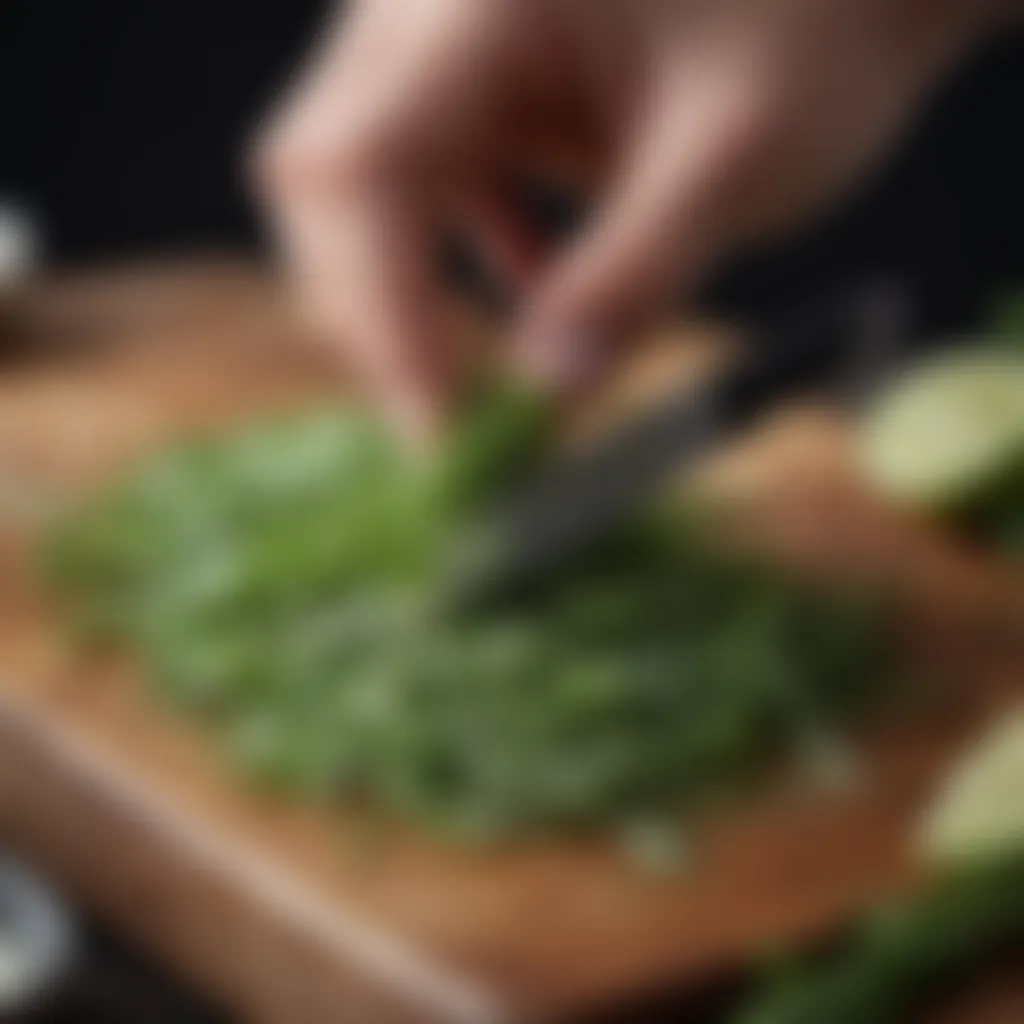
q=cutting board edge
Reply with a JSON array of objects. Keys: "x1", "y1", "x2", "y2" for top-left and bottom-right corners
[{"x1": 0, "y1": 685, "x2": 521, "y2": 1024}]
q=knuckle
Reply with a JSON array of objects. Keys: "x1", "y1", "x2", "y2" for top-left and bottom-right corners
[{"x1": 251, "y1": 113, "x2": 392, "y2": 202}]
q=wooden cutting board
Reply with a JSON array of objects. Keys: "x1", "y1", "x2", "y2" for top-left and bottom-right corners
[{"x1": 0, "y1": 263, "x2": 1022, "y2": 1024}]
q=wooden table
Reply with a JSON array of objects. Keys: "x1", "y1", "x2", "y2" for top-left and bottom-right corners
[{"x1": 1, "y1": 263, "x2": 1022, "y2": 1023}]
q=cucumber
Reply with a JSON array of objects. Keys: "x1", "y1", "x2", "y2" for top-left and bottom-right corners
[
  {"x1": 922, "y1": 709, "x2": 1024, "y2": 867},
  {"x1": 860, "y1": 351, "x2": 1024, "y2": 516}
]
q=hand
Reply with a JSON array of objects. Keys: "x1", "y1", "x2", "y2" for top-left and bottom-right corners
[{"x1": 256, "y1": 0, "x2": 1007, "y2": 440}]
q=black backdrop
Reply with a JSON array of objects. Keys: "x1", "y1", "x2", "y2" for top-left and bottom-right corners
[{"x1": 3, "y1": 1, "x2": 1024, "y2": 334}]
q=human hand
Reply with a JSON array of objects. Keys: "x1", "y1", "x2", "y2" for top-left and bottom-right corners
[{"x1": 256, "y1": 0, "x2": 1009, "y2": 441}]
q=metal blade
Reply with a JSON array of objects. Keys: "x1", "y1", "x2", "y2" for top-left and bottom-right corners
[{"x1": 445, "y1": 284, "x2": 907, "y2": 607}]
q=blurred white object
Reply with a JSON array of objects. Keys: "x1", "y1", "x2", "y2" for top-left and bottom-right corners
[
  {"x1": 922, "y1": 708, "x2": 1024, "y2": 867},
  {"x1": 0, "y1": 204, "x2": 39, "y2": 322},
  {"x1": 0, "y1": 856, "x2": 76, "y2": 1014},
  {"x1": 0, "y1": 933, "x2": 34, "y2": 1009},
  {"x1": 0, "y1": 204, "x2": 37, "y2": 281}
]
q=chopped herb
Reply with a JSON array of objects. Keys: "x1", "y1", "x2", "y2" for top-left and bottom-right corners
[{"x1": 45, "y1": 392, "x2": 888, "y2": 840}]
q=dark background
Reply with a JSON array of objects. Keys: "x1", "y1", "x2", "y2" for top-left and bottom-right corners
[{"x1": 3, "y1": 1, "x2": 1024, "y2": 336}]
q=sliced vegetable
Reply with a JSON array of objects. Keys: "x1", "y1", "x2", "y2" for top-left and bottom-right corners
[
  {"x1": 922, "y1": 709, "x2": 1024, "y2": 868},
  {"x1": 46, "y1": 399, "x2": 888, "y2": 840},
  {"x1": 860, "y1": 351, "x2": 1024, "y2": 515}
]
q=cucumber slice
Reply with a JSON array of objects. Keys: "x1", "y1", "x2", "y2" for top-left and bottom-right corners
[
  {"x1": 922, "y1": 709, "x2": 1024, "y2": 866},
  {"x1": 860, "y1": 352, "x2": 1024, "y2": 514}
]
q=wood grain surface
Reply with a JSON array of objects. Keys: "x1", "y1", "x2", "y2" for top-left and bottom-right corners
[{"x1": 0, "y1": 263, "x2": 1022, "y2": 1023}]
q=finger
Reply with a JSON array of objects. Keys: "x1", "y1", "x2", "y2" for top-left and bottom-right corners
[
  {"x1": 516, "y1": 66, "x2": 769, "y2": 392},
  {"x1": 272, "y1": 182, "x2": 452, "y2": 446},
  {"x1": 259, "y1": 2, "x2": 511, "y2": 200},
  {"x1": 257, "y1": 3, "x2": 511, "y2": 441}
]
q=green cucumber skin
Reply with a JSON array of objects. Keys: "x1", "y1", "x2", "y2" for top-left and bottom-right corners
[
  {"x1": 952, "y1": 298, "x2": 1024, "y2": 551},
  {"x1": 962, "y1": 459, "x2": 1024, "y2": 559}
]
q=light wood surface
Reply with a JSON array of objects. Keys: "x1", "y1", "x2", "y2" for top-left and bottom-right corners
[{"x1": 0, "y1": 264, "x2": 1022, "y2": 1023}]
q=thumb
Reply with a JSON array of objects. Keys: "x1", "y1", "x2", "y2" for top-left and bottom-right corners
[{"x1": 517, "y1": 75, "x2": 767, "y2": 391}]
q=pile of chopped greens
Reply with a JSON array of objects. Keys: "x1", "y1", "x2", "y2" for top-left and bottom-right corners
[
  {"x1": 45, "y1": 394, "x2": 887, "y2": 841},
  {"x1": 735, "y1": 856, "x2": 1024, "y2": 1024}
]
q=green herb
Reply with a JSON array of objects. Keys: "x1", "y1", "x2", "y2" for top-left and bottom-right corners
[
  {"x1": 735, "y1": 857, "x2": 1024, "y2": 1024},
  {"x1": 45, "y1": 395, "x2": 888, "y2": 840}
]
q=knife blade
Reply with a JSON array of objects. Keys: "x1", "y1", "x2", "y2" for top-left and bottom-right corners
[{"x1": 444, "y1": 285, "x2": 907, "y2": 608}]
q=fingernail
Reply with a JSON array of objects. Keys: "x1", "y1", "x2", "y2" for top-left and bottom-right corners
[{"x1": 518, "y1": 327, "x2": 609, "y2": 394}]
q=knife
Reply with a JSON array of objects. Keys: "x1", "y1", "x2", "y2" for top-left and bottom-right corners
[{"x1": 444, "y1": 284, "x2": 909, "y2": 608}]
